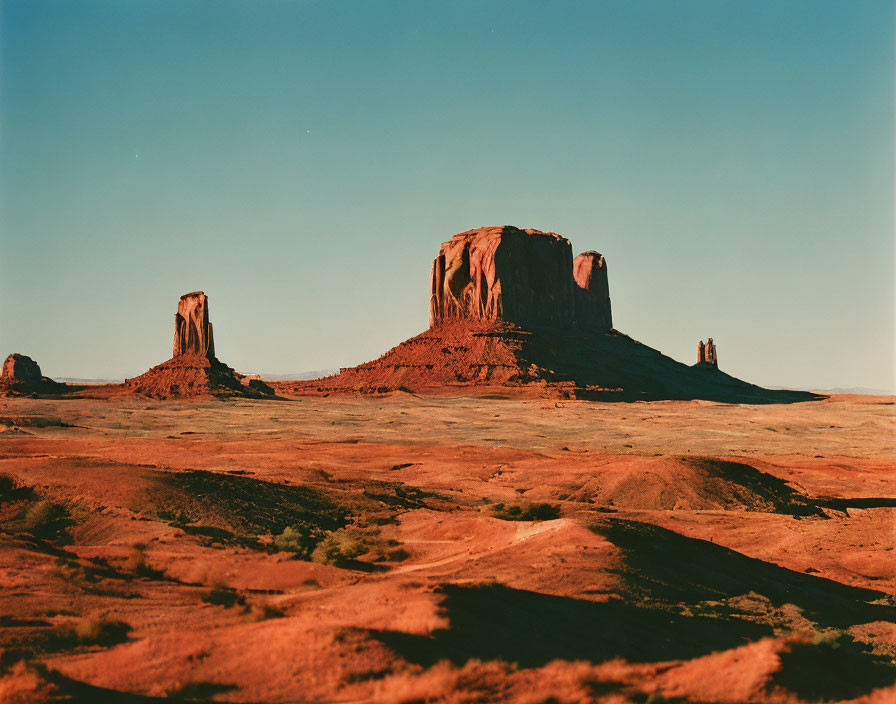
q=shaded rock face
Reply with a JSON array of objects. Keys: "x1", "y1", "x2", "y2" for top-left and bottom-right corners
[
  {"x1": 697, "y1": 339, "x2": 718, "y2": 367},
  {"x1": 429, "y1": 226, "x2": 576, "y2": 329},
  {"x1": 0, "y1": 353, "x2": 65, "y2": 396},
  {"x1": 2, "y1": 353, "x2": 43, "y2": 382},
  {"x1": 174, "y1": 291, "x2": 215, "y2": 358},
  {"x1": 573, "y1": 251, "x2": 612, "y2": 331}
]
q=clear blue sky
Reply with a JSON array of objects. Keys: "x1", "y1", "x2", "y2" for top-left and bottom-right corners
[{"x1": 1, "y1": 0, "x2": 893, "y2": 390}]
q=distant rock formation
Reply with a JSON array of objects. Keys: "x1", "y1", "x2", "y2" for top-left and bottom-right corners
[
  {"x1": 573, "y1": 251, "x2": 612, "y2": 331},
  {"x1": 697, "y1": 338, "x2": 718, "y2": 368},
  {"x1": 126, "y1": 291, "x2": 273, "y2": 400},
  {"x1": 174, "y1": 291, "x2": 215, "y2": 358},
  {"x1": 0, "y1": 353, "x2": 65, "y2": 396},
  {"x1": 276, "y1": 226, "x2": 816, "y2": 403},
  {"x1": 2, "y1": 353, "x2": 42, "y2": 383}
]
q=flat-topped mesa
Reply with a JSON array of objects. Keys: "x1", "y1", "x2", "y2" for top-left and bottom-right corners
[
  {"x1": 697, "y1": 338, "x2": 718, "y2": 367},
  {"x1": 2, "y1": 353, "x2": 43, "y2": 383},
  {"x1": 173, "y1": 291, "x2": 215, "y2": 358},
  {"x1": 429, "y1": 226, "x2": 576, "y2": 329},
  {"x1": 573, "y1": 251, "x2": 612, "y2": 331},
  {"x1": 283, "y1": 226, "x2": 818, "y2": 402}
]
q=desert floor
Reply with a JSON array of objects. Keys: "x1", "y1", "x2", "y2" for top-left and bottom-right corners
[{"x1": 1, "y1": 392, "x2": 894, "y2": 703}]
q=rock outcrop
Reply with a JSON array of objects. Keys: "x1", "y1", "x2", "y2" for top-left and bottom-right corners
[
  {"x1": 174, "y1": 291, "x2": 215, "y2": 358},
  {"x1": 429, "y1": 227, "x2": 576, "y2": 329},
  {"x1": 125, "y1": 291, "x2": 273, "y2": 400},
  {"x1": 0, "y1": 354, "x2": 65, "y2": 396},
  {"x1": 276, "y1": 225, "x2": 816, "y2": 403},
  {"x1": 573, "y1": 251, "x2": 612, "y2": 331},
  {"x1": 696, "y1": 339, "x2": 718, "y2": 367},
  {"x1": 2, "y1": 354, "x2": 42, "y2": 383}
]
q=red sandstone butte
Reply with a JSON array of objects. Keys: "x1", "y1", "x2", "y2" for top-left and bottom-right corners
[
  {"x1": 125, "y1": 291, "x2": 273, "y2": 400},
  {"x1": 275, "y1": 225, "x2": 816, "y2": 403},
  {"x1": 0, "y1": 353, "x2": 64, "y2": 396},
  {"x1": 173, "y1": 291, "x2": 215, "y2": 358},
  {"x1": 2, "y1": 353, "x2": 42, "y2": 383}
]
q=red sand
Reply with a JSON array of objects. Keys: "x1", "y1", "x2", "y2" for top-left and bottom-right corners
[{"x1": 0, "y1": 392, "x2": 894, "y2": 702}]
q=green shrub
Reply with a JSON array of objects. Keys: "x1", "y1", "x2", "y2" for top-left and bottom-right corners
[
  {"x1": 257, "y1": 604, "x2": 285, "y2": 620},
  {"x1": 272, "y1": 525, "x2": 320, "y2": 559},
  {"x1": 74, "y1": 617, "x2": 131, "y2": 645},
  {"x1": 311, "y1": 528, "x2": 368, "y2": 565},
  {"x1": 492, "y1": 502, "x2": 561, "y2": 522},
  {"x1": 43, "y1": 617, "x2": 131, "y2": 651},
  {"x1": 201, "y1": 587, "x2": 245, "y2": 608}
]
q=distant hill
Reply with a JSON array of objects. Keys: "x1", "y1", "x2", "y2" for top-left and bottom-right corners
[
  {"x1": 812, "y1": 387, "x2": 895, "y2": 396},
  {"x1": 258, "y1": 370, "x2": 339, "y2": 382},
  {"x1": 767, "y1": 385, "x2": 895, "y2": 396}
]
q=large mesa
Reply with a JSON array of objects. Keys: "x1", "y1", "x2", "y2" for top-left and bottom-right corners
[{"x1": 276, "y1": 225, "x2": 816, "y2": 403}]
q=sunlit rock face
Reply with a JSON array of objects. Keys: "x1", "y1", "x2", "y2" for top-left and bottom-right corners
[
  {"x1": 697, "y1": 338, "x2": 718, "y2": 368},
  {"x1": 573, "y1": 251, "x2": 612, "y2": 331},
  {"x1": 428, "y1": 226, "x2": 576, "y2": 329},
  {"x1": 173, "y1": 291, "x2": 215, "y2": 358}
]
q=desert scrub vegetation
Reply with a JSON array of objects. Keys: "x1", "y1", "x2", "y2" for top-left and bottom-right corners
[
  {"x1": 311, "y1": 527, "x2": 369, "y2": 565},
  {"x1": 491, "y1": 502, "x2": 561, "y2": 521},
  {"x1": 0, "y1": 474, "x2": 74, "y2": 543},
  {"x1": 273, "y1": 521, "x2": 408, "y2": 567},
  {"x1": 201, "y1": 586, "x2": 246, "y2": 608},
  {"x1": 271, "y1": 524, "x2": 323, "y2": 559},
  {"x1": 248, "y1": 603, "x2": 286, "y2": 621},
  {"x1": 31, "y1": 616, "x2": 132, "y2": 654}
]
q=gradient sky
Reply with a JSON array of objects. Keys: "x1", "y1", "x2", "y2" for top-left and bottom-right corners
[{"x1": 1, "y1": 0, "x2": 893, "y2": 390}]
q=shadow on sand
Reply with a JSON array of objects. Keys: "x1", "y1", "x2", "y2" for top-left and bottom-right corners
[
  {"x1": 372, "y1": 581, "x2": 772, "y2": 667},
  {"x1": 372, "y1": 518, "x2": 895, "y2": 700},
  {"x1": 595, "y1": 519, "x2": 896, "y2": 628}
]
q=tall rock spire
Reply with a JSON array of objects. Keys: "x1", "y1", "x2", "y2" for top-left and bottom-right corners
[{"x1": 173, "y1": 291, "x2": 215, "y2": 358}]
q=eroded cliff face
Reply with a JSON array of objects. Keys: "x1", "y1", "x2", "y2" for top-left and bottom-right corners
[
  {"x1": 1, "y1": 353, "x2": 43, "y2": 382},
  {"x1": 573, "y1": 251, "x2": 612, "y2": 331},
  {"x1": 429, "y1": 226, "x2": 576, "y2": 329},
  {"x1": 173, "y1": 291, "x2": 215, "y2": 358},
  {"x1": 0, "y1": 353, "x2": 64, "y2": 396}
]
